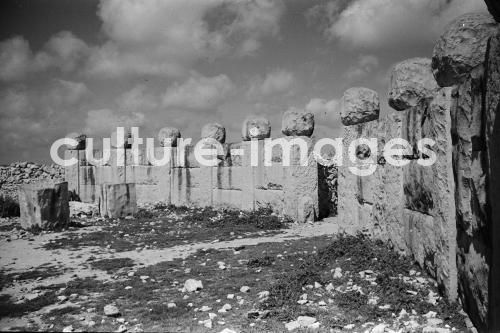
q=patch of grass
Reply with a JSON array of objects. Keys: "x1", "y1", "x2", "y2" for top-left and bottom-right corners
[
  {"x1": 0, "y1": 292, "x2": 58, "y2": 319},
  {"x1": 90, "y1": 257, "x2": 135, "y2": 273},
  {"x1": 43, "y1": 206, "x2": 289, "y2": 252},
  {"x1": 0, "y1": 267, "x2": 63, "y2": 290},
  {"x1": 247, "y1": 256, "x2": 275, "y2": 268}
]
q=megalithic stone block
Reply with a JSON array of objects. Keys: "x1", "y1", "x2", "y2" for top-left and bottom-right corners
[
  {"x1": 98, "y1": 183, "x2": 137, "y2": 218},
  {"x1": 18, "y1": 182, "x2": 70, "y2": 230}
]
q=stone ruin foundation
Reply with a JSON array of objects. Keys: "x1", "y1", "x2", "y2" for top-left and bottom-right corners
[{"x1": 62, "y1": 11, "x2": 500, "y2": 331}]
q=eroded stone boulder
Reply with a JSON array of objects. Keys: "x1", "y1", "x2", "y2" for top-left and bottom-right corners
[
  {"x1": 158, "y1": 127, "x2": 181, "y2": 147},
  {"x1": 201, "y1": 123, "x2": 226, "y2": 143},
  {"x1": 282, "y1": 109, "x2": 314, "y2": 137},
  {"x1": 432, "y1": 12, "x2": 498, "y2": 87},
  {"x1": 341, "y1": 87, "x2": 380, "y2": 126},
  {"x1": 242, "y1": 116, "x2": 271, "y2": 141},
  {"x1": 388, "y1": 58, "x2": 439, "y2": 111},
  {"x1": 98, "y1": 183, "x2": 137, "y2": 218},
  {"x1": 18, "y1": 182, "x2": 70, "y2": 230}
]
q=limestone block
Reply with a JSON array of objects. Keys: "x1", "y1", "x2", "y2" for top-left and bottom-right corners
[
  {"x1": 281, "y1": 109, "x2": 314, "y2": 137},
  {"x1": 254, "y1": 189, "x2": 284, "y2": 215},
  {"x1": 107, "y1": 148, "x2": 127, "y2": 167},
  {"x1": 283, "y1": 160, "x2": 318, "y2": 222},
  {"x1": 227, "y1": 142, "x2": 243, "y2": 167},
  {"x1": 170, "y1": 167, "x2": 212, "y2": 207},
  {"x1": 201, "y1": 123, "x2": 226, "y2": 143},
  {"x1": 253, "y1": 165, "x2": 285, "y2": 190},
  {"x1": 18, "y1": 182, "x2": 70, "y2": 230},
  {"x1": 403, "y1": 209, "x2": 437, "y2": 275},
  {"x1": 388, "y1": 58, "x2": 439, "y2": 111},
  {"x1": 401, "y1": 102, "x2": 428, "y2": 159},
  {"x1": 403, "y1": 161, "x2": 434, "y2": 214},
  {"x1": 297, "y1": 196, "x2": 315, "y2": 223},
  {"x1": 341, "y1": 87, "x2": 380, "y2": 126},
  {"x1": 79, "y1": 184, "x2": 97, "y2": 203},
  {"x1": 146, "y1": 147, "x2": 175, "y2": 167},
  {"x1": 64, "y1": 150, "x2": 81, "y2": 195},
  {"x1": 111, "y1": 130, "x2": 132, "y2": 148},
  {"x1": 98, "y1": 183, "x2": 137, "y2": 218},
  {"x1": 212, "y1": 189, "x2": 253, "y2": 211},
  {"x1": 432, "y1": 13, "x2": 498, "y2": 87},
  {"x1": 135, "y1": 184, "x2": 169, "y2": 205},
  {"x1": 212, "y1": 166, "x2": 253, "y2": 190},
  {"x1": 158, "y1": 127, "x2": 181, "y2": 147},
  {"x1": 125, "y1": 147, "x2": 149, "y2": 166},
  {"x1": 341, "y1": 120, "x2": 380, "y2": 168},
  {"x1": 484, "y1": 0, "x2": 500, "y2": 22},
  {"x1": 242, "y1": 116, "x2": 271, "y2": 141},
  {"x1": 89, "y1": 166, "x2": 126, "y2": 184}
]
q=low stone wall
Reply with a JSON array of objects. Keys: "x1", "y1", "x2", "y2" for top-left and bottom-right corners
[
  {"x1": 0, "y1": 162, "x2": 64, "y2": 200},
  {"x1": 65, "y1": 138, "x2": 330, "y2": 222}
]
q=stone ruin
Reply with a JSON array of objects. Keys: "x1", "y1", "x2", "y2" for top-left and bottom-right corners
[
  {"x1": 61, "y1": 10, "x2": 500, "y2": 331},
  {"x1": 337, "y1": 12, "x2": 500, "y2": 330}
]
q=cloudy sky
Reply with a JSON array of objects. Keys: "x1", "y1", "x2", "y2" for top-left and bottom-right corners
[{"x1": 0, "y1": 0, "x2": 487, "y2": 164}]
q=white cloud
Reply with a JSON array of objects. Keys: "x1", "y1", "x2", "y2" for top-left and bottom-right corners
[
  {"x1": 116, "y1": 84, "x2": 160, "y2": 113},
  {"x1": 85, "y1": 0, "x2": 284, "y2": 78},
  {"x1": 0, "y1": 37, "x2": 34, "y2": 81},
  {"x1": 344, "y1": 54, "x2": 379, "y2": 80},
  {"x1": 84, "y1": 109, "x2": 145, "y2": 135},
  {"x1": 310, "y1": 0, "x2": 488, "y2": 49},
  {"x1": 248, "y1": 69, "x2": 296, "y2": 98},
  {"x1": 162, "y1": 74, "x2": 234, "y2": 110},
  {"x1": 305, "y1": 98, "x2": 340, "y2": 128},
  {"x1": 36, "y1": 31, "x2": 90, "y2": 73},
  {"x1": 46, "y1": 79, "x2": 91, "y2": 106}
]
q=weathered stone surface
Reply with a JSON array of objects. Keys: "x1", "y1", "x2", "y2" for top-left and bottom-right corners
[
  {"x1": 388, "y1": 58, "x2": 439, "y2": 111},
  {"x1": 18, "y1": 182, "x2": 70, "y2": 230},
  {"x1": 432, "y1": 13, "x2": 498, "y2": 87},
  {"x1": 98, "y1": 183, "x2": 137, "y2": 218},
  {"x1": 111, "y1": 130, "x2": 132, "y2": 148},
  {"x1": 485, "y1": 32, "x2": 500, "y2": 331},
  {"x1": 66, "y1": 133, "x2": 86, "y2": 150},
  {"x1": 297, "y1": 196, "x2": 315, "y2": 223},
  {"x1": 158, "y1": 127, "x2": 181, "y2": 147},
  {"x1": 201, "y1": 123, "x2": 226, "y2": 143},
  {"x1": 341, "y1": 87, "x2": 380, "y2": 126},
  {"x1": 484, "y1": 0, "x2": 500, "y2": 22},
  {"x1": 281, "y1": 109, "x2": 314, "y2": 137},
  {"x1": 242, "y1": 116, "x2": 271, "y2": 141}
]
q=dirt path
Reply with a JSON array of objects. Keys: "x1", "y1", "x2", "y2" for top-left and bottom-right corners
[{"x1": 0, "y1": 218, "x2": 339, "y2": 301}]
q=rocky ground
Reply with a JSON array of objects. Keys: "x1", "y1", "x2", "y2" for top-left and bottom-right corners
[{"x1": 0, "y1": 205, "x2": 475, "y2": 332}]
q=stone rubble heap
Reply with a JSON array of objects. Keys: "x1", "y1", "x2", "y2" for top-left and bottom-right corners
[{"x1": 0, "y1": 162, "x2": 64, "y2": 200}]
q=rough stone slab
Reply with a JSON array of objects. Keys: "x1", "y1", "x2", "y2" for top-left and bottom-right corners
[
  {"x1": 64, "y1": 150, "x2": 80, "y2": 196},
  {"x1": 281, "y1": 109, "x2": 314, "y2": 137},
  {"x1": 125, "y1": 147, "x2": 150, "y2": 166},
  {"x1": 98, "y1": 183, "x2": 137, "y2": 218},
  {"x1": 18, "y1": 182, "x2": 70, "y2": 230},
  {"x1": 432, "y1": 13, "x2": 498, "y2": 87},
  {"x1": 403, "y1": 209, "x2": 437, "y2": 275},
  {"x1": 170, "y1": 167, "x2": 212, "y2": 207},
  {"x1": 254, "y1": 189, "x2": 284, "y2": 215},
  {"x1": 78, "y1": 185, "x2": 97, "y2": 203},
  {"x1": 212, "y1": 189, "x2": 253, "y2": 211},
  {"x1": 401, "y1": 101, "x2": 428, "y2": 159},
  {"x1": 212, "y1": 166, "x2": 252, "y2": 190},
  {"x1": 254, "y1": 165, "x2": 286, "y2": 190},
  {"x1": 283, "y1": 157, "x2": 318, "y2": 222},
  {"x1": 389, "y1": 58, "x2": 439, "y2": 111},
  {"x1": 341, "y1": 120, "x2": 380, "y2": 168},
  {"x1": 341, "y1": 87, "x2": 380, "y2": 126}
]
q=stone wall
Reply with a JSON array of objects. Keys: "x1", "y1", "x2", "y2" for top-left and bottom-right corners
[
  {"x1": 66, "y1": 138, "x2": 330, "y2": 223},
  {"x1": 337, "y1": 19, "x2": 500, "y2": 330},
  {"x1": 0, "y1": 162, "x2": 64, "y2": 200}
]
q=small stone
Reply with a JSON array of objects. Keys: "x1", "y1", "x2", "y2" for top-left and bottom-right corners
[
  {"x1": 227, "y1": 294, "x2": 234, "y2": 299},
  {"x1": 333, "y1": 267, "x2": 343, "y2": 279},
  {"x1": 314, "y1": 282, "x2": 322, "y2": 289},
  {"x1": 104, "y1": 304, "x2": 120, "y2": 317},
  {"x1": 201, "y1": 123, "x2": 226, "y2": 143},
  {"x1": 371, "y1": 324, "x2": 386, "y2": 333},
  {"x1": 240, "y1": 286, "x2": 250, "y2": 293},
  {"x1": 242, "y1": 116, "x2": 271, "y2": 141},
  {"x1": 209, "y1": 313, "x2": 217, "y2": 320},
  {"x1": 116, "y1": 324, "x2": 127, "y2": 333},
  {"x1": 183, "y1": 279, "x2": 203, "y2": 292},
  {"x1": 258, "y1": 291, "x2": 269, "y2": 299},
  {"x1": 200, "y1": 306, "x2": 212, "y2": 312},
  {"x1": 62, "y1": 325, "x2": 73, "y2": 332},
  {"x1": 167, "y1": 303, "x2": 176, "y2": 308}
]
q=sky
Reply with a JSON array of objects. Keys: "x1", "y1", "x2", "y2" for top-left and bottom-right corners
[{"x1": 0, "y1": 0, "x2": 488, "y2": 164}]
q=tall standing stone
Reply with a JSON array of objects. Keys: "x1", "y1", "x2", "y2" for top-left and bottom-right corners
[
  {"x1": 432, "y1": 12, "x2": 498, "y2": 87},
  {"x1": 340, "y1": 87, "x2": 380, "y2": 126},
  {"x1": 388, "y1": 58, "x2": 439, "y2": 111},
  {"x1": 18, "y1": 182, "x2": 70, "y2": 230}
]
